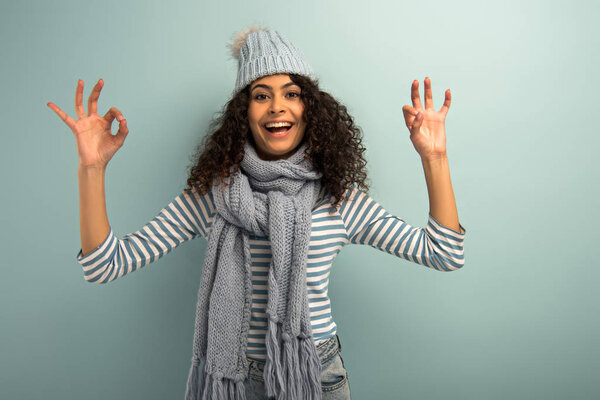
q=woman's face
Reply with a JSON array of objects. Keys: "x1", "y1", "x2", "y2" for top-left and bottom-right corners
[{"x1": 247, "y1": 74, "x2": 306, "y2": 161}]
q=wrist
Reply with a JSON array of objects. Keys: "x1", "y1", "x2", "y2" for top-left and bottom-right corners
[
  {"x1": 78, "y1": 164, "x2": 107, "y2": 174},
  {"x1": 421, "y1": 154, "x2": 448, "y2": 165}
]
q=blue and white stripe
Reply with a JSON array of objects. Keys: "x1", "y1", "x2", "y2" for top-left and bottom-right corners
[
  {"x1": 338, "y1": 188, "x2": 465, "y2": 272},
  {"x1": 76, "y1": 186, "x2": 466, "y2": 361}
]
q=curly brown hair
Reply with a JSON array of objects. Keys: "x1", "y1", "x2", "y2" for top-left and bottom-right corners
[{"x1": 183, "y1": 73, "x2": 370, "y2": 210}]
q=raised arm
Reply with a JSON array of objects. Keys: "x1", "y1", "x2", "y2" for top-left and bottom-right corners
[
  {"x1": 338, "y1": 187, "x2": 466, "y2": 271},
  {"x1": 402, "y1": 77, "x2": 460, "y2": 231},
  {"x1": 75, "y1": 188, "x2": 216, "y2": 283},
  {"x1": 48, "y1": 78, "x2": 130, "y2": 255}
]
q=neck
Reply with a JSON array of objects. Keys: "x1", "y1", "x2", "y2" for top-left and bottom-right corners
[{"x1": 249, "y1": 138, "x2": 304, "y2": 161}]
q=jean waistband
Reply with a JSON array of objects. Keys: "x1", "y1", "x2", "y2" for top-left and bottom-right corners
[{"x1": 246, "y1": 334, "x2": 342, "y2": 374}]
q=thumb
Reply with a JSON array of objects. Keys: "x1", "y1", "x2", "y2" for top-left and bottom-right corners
[{"x1": 410, "y1": 112, "x2": 423, "y2": 134}]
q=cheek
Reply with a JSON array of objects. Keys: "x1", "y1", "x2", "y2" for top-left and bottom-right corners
[
  {"x1": 296, "y1": 107, "x2": 306, "y2": 130},
  {"x1": 248, "y1": 124, "x2": 261, "y2": 141},
  {"x1": 298, "y1": 114, "x2": 307, "y2": 134},
  {"x1": 247, "y1": 104, "x2": 260, "y2": 125},
  {"x1": 300, "y1": 125, "x2": 307, "y2": 140},
  {"x1": 247, "y1": 112, "x2": 255, "y2": 126}
]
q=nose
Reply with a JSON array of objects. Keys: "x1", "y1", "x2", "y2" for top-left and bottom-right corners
[{"x1": 269, "y1": 95, "x2": 285, "y2": 114}]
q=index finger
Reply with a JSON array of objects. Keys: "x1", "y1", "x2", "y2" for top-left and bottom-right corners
[
  {"x1": 47, "y1": 102, "x2": 76, "y2": 131},
  {"x1": 402, "y1": 105, "x2": 417, "y2": 129}
]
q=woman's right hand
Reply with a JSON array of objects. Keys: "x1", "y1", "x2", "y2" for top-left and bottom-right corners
[{"x1": 48, "y1": 78, "x2": 129, "y2": 168}]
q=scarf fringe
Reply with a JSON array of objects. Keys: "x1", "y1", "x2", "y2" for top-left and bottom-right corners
[
  {"x1": 186, "y1": 358, "x2": 201, "y2": 400},
  {"x1": 264, "y1": 319, "x2": 322, "y2": 399},
  {"x1": 301, "y1": 335, "x2": 322, "y2": 399},
  {"x1": 264, "y1": 319, "x2": 286, "y2": 397},
  {"x1": 185, "y1": 358, "x2": 247, "y2": 400}
]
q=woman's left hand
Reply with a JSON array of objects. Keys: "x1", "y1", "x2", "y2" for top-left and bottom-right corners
[{"x1": 401, "y1": 77, "x2": 451, "y2": 160}]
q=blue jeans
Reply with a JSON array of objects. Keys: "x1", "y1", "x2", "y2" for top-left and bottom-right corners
[{"x1": 244, "y1": 334, "x2": 351, "y2": 399}]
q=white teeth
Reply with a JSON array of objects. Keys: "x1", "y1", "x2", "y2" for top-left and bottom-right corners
[{"x1": 265, "y1": 121, "x2": 292, "y2": 128}]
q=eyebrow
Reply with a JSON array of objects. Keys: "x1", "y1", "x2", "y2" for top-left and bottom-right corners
[{"x1": 250, "y1": 82, "x2": 299, "y2": 93}]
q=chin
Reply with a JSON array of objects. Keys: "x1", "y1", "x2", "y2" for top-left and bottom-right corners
[{"x1": 257, "y1": 141, "x2": 302, "y2": 160}]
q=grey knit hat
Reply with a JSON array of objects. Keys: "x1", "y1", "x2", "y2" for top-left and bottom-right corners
[{"x1": 229, "y1": 25, "x2": 317, "y2": 94}]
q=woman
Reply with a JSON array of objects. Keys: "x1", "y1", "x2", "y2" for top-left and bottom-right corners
[{"x1": 48, "y1": 27, "x2": 465, "y2": 400}]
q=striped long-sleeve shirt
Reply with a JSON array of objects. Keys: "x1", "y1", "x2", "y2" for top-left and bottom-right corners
[{"x1": 76, "y1": 185, "x2": 466, "y2": 361}]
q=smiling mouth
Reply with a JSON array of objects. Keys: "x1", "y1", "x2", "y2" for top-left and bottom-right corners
[{"x1": 264, "y1": 124, "x2": 293, "y2": 135}]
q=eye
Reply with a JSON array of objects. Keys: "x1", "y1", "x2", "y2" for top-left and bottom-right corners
[
  {"x1": 254, "y1": 94, "x2": 268, "y2": 101},
  {"x1": 287, "y1": 92, "x2": 300, "y2": 98}
]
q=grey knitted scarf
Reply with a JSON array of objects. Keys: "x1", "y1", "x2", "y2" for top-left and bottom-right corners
[{"x1": 185, "y1": 140, "x2": 323, "y2": 399}]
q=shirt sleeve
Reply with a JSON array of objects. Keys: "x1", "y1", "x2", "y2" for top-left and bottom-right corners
[
  {"x1": 75, "y1": 187, "x2": 216, "y2": 283},
  {"x1": 337, "y1": 187, "x2": 466, "y2": 271}
]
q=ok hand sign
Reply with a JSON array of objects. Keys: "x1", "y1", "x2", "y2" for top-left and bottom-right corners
[
  {"x1": 47, "y1": 79, "x2": 129, "y2": 168},
  {"x1": 401, "y1": 77, "x2": 451, "y2": 160}
]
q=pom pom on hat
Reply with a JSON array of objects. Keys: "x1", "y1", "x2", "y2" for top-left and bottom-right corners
[{"x1": 229, "y1": 24, "x2": 266, "y2": 60}]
